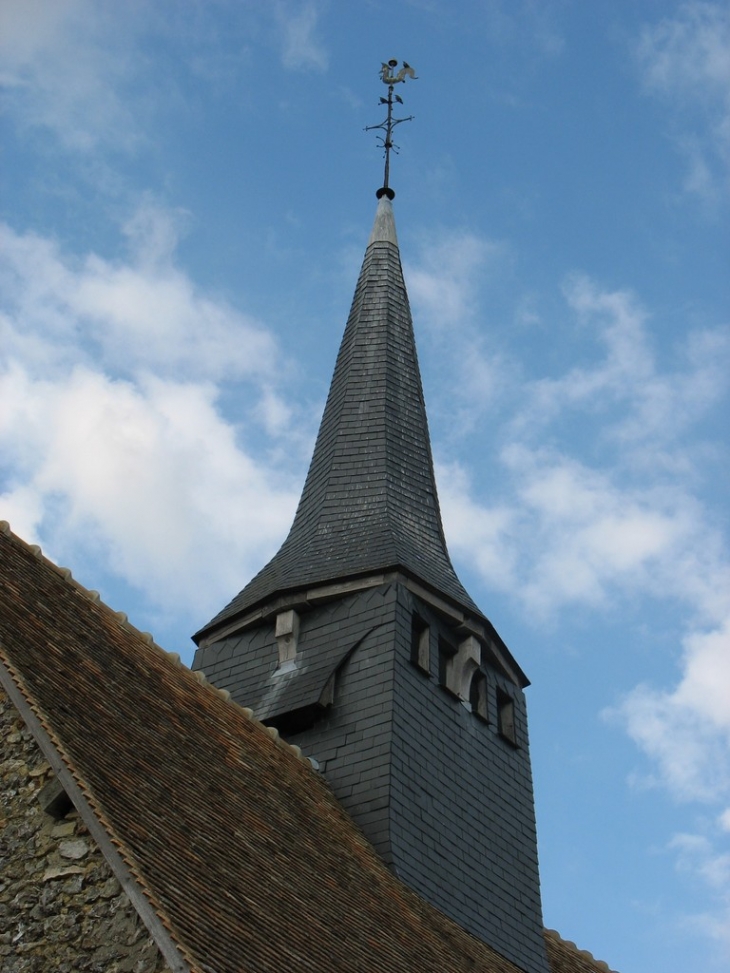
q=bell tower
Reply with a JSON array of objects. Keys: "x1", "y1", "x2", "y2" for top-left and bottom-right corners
[{"x1": 193, "y1": 64, "x2": 549, "y2": 973}]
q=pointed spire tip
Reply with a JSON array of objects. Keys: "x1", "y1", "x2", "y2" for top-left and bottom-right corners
[{"x1": 368, "y1": 194, "x2": 398, "y2": 248}]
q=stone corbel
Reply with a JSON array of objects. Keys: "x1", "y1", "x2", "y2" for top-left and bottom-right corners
[{"x1": 275, "y1": 609, "x2": 300, "y2": 666}]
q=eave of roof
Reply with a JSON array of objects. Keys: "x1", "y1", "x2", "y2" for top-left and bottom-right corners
[{"x1": 544, "y1": 930, "x2": 619, "y2": 973}]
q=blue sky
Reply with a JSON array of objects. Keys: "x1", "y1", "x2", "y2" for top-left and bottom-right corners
[{"x1": 1, "y1": 3, "x2": 728, "y2": 971}]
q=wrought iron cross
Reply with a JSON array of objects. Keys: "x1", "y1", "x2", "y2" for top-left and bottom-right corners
[{"x1": 365, "y1": 59, "x2": 418, "y2": 199}]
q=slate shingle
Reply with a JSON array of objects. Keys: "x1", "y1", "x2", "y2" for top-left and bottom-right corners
[{"x1": 197, "y1": 198, "x2": 480, "y2": 641}]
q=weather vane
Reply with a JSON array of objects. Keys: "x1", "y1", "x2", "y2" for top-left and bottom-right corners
[{"x1": 365, "y1": 59, "x2": 418, "y2": 199}]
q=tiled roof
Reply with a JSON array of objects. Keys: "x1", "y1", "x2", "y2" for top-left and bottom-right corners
[
  {"x1": 0, "y1": 522, "x2": 613, "y2": 973},
  {"x1": 197, "y1": 197, "x2": 481, "y2": 641},
  {"x1": 544, "y1": 931, "x2": 617, "y2": 973}
]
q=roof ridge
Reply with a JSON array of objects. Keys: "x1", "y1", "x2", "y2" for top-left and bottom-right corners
[
  {"x1": 0, "y1": 521, "x2": 315, "y2": 773},
  {"x1": 544, "y1": 929, "x2": 617, "y2": 972}
]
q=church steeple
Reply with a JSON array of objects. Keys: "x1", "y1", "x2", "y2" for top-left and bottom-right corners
[
  {"x1": 196, "y1": 195, "x2": 482, "y2": 642},
  {"x1": 193, "y1": 69, "x2": 548, "y2": 973}
]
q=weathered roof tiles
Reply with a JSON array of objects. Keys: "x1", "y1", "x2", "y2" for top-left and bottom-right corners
[{"x1": 0, "y1": 521, "x2": 611, "y2": 973}]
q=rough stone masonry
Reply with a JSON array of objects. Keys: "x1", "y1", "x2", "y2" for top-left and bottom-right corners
[{"x1": 0, "y1": 687, "x2": 170, "y2": 973}]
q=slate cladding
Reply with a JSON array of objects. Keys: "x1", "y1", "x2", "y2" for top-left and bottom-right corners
[
  {"x1": 196, "y1": 197, "x2": 480, "y2": 642},
  {"x1": 199, "y1": 583, "x2": 396, "y2": 726},
  {"x1": 192, "y1": 197, "x2": 550, "y2": 973}
]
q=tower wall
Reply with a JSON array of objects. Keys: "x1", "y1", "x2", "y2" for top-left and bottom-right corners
[
  {"x1": 196, "y1": 580, "x2": 548, "y2": 972},
  {"x1": 194, "y1": 584, "x2": 400, "y2": 864},
  {"x1": 281, "y1": 586, "x2": 399, "y2": 865},
  {"x1": 387, "y1": 586, "x2": 548, "y2": 973}
]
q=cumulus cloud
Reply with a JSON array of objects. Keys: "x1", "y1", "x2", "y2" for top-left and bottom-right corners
[
  {"x1": 443, "y1": 444, "x2": 723, "y2": 619},
  {"x1": 437, "y1": 461, "x2": 519, "y2": 592},
  {"x1": 1, "y1": 366, "x2": 297, "y2": 612},
  {"x1": 407, "y1": 232, "x2": 501, "y2": 329},
  {"x1": 0, "y1": 205, "x2": 301, "y2": 630},
  {"x1": 0, "y1": 0, "x2": 330, "y2": 159},
  {"x1": 616, "y1": 605, "x2": 730, "y2": 805},
  {"x1": 636, "y1": 1, "x2": 730, "y2": 204},
  {"x1": 668, "y1": 827, "x2": 730, "y2": 956},
  {"x1": 0, "y1": 204, "x2": 277, "y2": 383},
  {"x1": 517, "y1": 275, "x2": 730, "y2": 464}
]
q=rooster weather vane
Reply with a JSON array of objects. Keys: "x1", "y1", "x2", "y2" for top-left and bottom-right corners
[{"x1": 366, "y1": 59, "x2": 418, "y2": 199}]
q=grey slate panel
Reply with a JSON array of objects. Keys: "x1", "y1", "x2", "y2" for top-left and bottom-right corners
[
  {"x1": 263, "y1": 582, "x2": 549, "y2": 973},
  {"x1": 195, "y1": 587, "x2": 396, "y2": 721},
  {"x1": 386, "y1": 585, "x2": 549, "y2": 973},
  {"x1": 196, "y1": 201, "x2": 480, "y2": 641}
]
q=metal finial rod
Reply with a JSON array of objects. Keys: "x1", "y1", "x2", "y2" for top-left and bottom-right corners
[{"x1": 365, "y1": 59, "x2": 418, "y2": 199}]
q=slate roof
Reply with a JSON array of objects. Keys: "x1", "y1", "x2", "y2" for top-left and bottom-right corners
[
  {"x1": 197, "y1": 197, "x2": 481, "y2": 641},
  {"x1": 0, "y1": 523, "x2": 616, "y2": 973}
]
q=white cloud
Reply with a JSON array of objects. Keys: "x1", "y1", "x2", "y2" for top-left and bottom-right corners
[
  {"x1": 619, "y1": 615, "x2": 730, "y2": 805},
  {"x1": 0, "y1": 204, "x2": 277, "y2": 383},
  {"x1": 671, "y1": 831, "x2": 730, "y2": 894},
  {"x1": 438, "y1": 461, "x2": 519, "y2": 592},
  {"x1": 1, "y1": 366, "x2": 297, "y2": 613},
  {"x1": 517, "y1": 276, "x2": 730, "y2": 458},
  {"x1": 445, "y1": 443, "x2": 718, "y2": 619},
  {"x1": 0, "y1": 206, "x2": 301, "y2": 627},
  {"x1": 636, "y1": 1, "x2": 730, "y2": 204},
  {"x1": 668, "y1": 828, "x2": 730, "y2": 956},
  {"x1": 0, "y1": 1, "x2": 306, "y2": 157},
  {"x1": 432, "y1": 270, "x2": 730, "y2": 821},
  {"x1": 638, "y1": 2, "x2": 730, "y2": 101},
  {"x1": 407, "y1": 231, "x2": 502, "y2": 330},
  {"x1": 275, "y1": 1, "x2": 328, "y2": 72}
]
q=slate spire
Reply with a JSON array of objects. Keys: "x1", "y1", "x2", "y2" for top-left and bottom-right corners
[
  {"x1": 198, "y1": 196, "x2": 480, "y2": 640},
  {"x1": 193, "y1": 193, "x2": 547, "y2": 973}
]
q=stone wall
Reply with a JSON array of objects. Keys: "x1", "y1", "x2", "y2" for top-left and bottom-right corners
[{"x1": 0, "y1": 686, "x2": 171, "y2": 973}]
